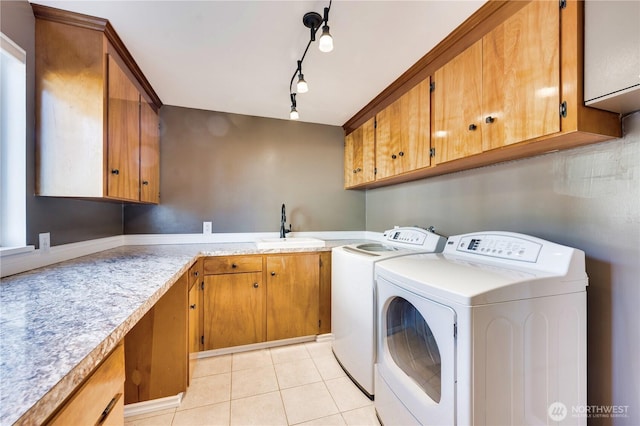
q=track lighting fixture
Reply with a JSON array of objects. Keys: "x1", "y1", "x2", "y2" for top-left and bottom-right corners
[
  {"x1": 289, "y1": 93, "x2": 299, "y2": 120},
  {"x1": 288, "y1": 0, "x2": 333, "y2": 120},
  {"x1": 296, "y1": 61, "x2": 308, "y2": 93}
]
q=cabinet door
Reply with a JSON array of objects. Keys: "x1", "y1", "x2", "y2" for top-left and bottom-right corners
[
  {"x1": 203, "y1": 272, "x2": 265, "y2": 350},
  {"x1": 482, "y1": 0, "x2": 560, "y2": 149},
  {"x1": 344, "y1": 117, "x2": 375, "y2": 188},
  {"x1": 140, "y1": 98, "x2": 160, "y2": 204},
  {"x1": 432, "y1": 40, "x2": 483, "y2": 164},
  {"x1": 188, "y1": 284, "x2": 199, "y2": 354},
  {"x1": 266, "y1": 254, "x2": 319, "y2": 341},
  {"x1": 376, "y1": 79, "x2": 431, "y2": 179},
  {"x1": 107, "y1": 54, "x2": 140, "y2": 201}
]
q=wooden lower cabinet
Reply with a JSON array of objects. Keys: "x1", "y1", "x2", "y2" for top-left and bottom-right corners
[
  {"x1": 203, "y1": 272, "x2": 265, "y2": 350},
  {"x1": 124, "y1": 273, "x2": 188, "y2": 404},
  {"x1": 266, "y1": 254, "x2": 320, "y2": 341},
  {"x1": 47, "y1": 343, "x2": 125, "y2": 426},
  {"x1": 200, "y1": 252, "x2": 330, "y2": 350}
]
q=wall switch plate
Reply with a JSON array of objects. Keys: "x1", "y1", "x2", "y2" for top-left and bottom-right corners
[
  {"x1": 39, "y1": 232, "x2": 51, "y2": 252},
  {"x1": 203, "y1": 222, "x2": 212, "y2": 234}
]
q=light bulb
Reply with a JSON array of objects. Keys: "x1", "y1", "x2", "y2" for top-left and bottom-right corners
[
  {"x1": 319, "y1": 25, "x2": 333, "y2": 53},
  {"x1": 290, "y1": 107, "x2": 299, "y2": 120},
  {"x1": 297, "y1": 74, "x2": 308, "y2": 93}
]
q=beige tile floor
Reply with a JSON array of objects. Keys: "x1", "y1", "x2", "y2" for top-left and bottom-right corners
[{"x1": 125, "y1": 341, "x2": 381, "y2": 426}]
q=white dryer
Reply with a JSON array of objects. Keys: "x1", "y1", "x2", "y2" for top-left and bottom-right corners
[
  {"x1": 331, "y1": 227, "x2": 447, "y2": 398},
  {"x1": 374, "y1": 232, "x2": 587, "y2": 425}
]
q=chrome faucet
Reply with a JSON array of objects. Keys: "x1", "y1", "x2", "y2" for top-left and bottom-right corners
[{"x1": 280, "y1": 203, "x2": 291, "y2": 238}]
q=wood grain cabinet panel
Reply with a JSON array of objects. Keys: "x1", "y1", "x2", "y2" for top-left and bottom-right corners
[
  {"x1": 375, "y1": 78, "x2": 431, "y2": 180},
  {"x1": 482, "y1": 0, "x2": 560, "y2": 150},
  {"x1": 33, "y1": 5, "x2": 161, "y2": 204},
  {"x1": 203, "y1": 272, "x2": 265, "y2": 350},
  {"x1": 107, "y1": 55, "x2": 141, "y2": 201},
  {"x1": 266, "y1": 254, "x2": 320, "y2": 341},
  {"x1": 124, "y1": 274, "x2": 188, "y2": 404},
  {"x1": 140, "y1": 98, "x2": 160, "y2": 204},
  {"x1": 433, "y1": 40, "x2": 483, "y2": 164},
  {"x1": 47, "y1": 344, "x2": 125, "y2": 426},
  {"x1": 344, "y1": 117, "x2": 375, "y2": 188}
]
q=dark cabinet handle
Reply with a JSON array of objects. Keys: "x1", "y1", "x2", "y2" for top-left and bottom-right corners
[
  {"x1": 485, "y1": 116, "x2": 495, "y2": 124},
  {"x1": 398, "y1": 151, "x2": 404, "y2": 157},
  {"x1": 391, "y1": 154, "x2": 397, "y2": 159},
  {"x1": 253, "y1": 283, "x2": 259, "y2": 288},
  {"x1": 356, "y1": 168, "x2": 362, "y2": 172},
  {"x1": 190, "y1": 304, "x2": 196, "y2": 310},
  {"x1": 193, "y1": 271, "x2": 199, "y2": 277},
  {"x1": 111, "y1": 169, "x2": 119, "y2": 175},
  {"x1": 142, "y1": 180, "x2": 149, "y2": 185},
  {"x1": 468, "y1": 124, "x2": 477, "y2": 131},
  {"x1": 271, "y1": 271, "x2": 276, "y2": 276},
  {"x1": 353, "y1": 169, "x2": 357, "y2": 174},
  {"x1": 231, "y1": 263, "x2": 237, "y2": 269}
]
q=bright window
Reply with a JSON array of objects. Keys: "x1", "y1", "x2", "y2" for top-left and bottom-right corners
[{"x1": 0, "y1": 32, "x2": 27, "y2": 249}]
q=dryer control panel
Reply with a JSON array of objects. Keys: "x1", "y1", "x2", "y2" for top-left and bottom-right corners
[{"x1": 453, "y1": 234, "x2": 542, "y2": 263}]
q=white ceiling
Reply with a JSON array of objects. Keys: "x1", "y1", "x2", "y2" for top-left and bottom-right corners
[{"x1": 30, "y1": 0, "x2": 486, "y2": 126}]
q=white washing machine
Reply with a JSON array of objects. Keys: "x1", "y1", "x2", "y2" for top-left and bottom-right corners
[
  {"x1": 331, "y1": 226, "x2": 447, "y2": 398},
  {"x1": 374, "y1": 231, "x2": 587, "y2": 425}
]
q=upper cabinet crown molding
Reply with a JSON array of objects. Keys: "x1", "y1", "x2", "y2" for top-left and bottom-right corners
[{"x1": 31, "y1": 3, "x2": 162, "y2": 111}]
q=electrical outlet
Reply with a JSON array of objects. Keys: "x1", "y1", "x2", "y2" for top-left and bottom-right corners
[
  {"x1": 203, "y1": 221, "x2": 212, "y2": 234},
  {"x1": 39, "y1": 232, "x2": 51, "y2": 252}
]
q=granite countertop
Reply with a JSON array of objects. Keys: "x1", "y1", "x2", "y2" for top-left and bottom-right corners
[{"x1": 0, "y1": 240, "x2": 354, "y2": 425}]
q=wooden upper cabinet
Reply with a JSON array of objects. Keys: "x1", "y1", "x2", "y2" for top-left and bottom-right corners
[
  {"x1": 433, "y1": 40, "x2": 483, "y2": 164},
  {"x1": 344, "y1": 117, "x2": 375, "y2": 188},
  {"x1": 140, "y1": 98, "x2": 160, "y2": 204},
  {"x1": 376, "y1": 78, "x2": 431, "y2": 180},
  {"x1": 343, "y1": 0, "x2": 621, "y2": 189},
  {"x1": 107, "y1": 55, "x2": 141, "y2": 201},
  {"x1": 482, "y1": 0, "x2": 560, "y2": 150},
  {"x1": 33, "y1": 4, "x2": 162, "y2": 204}
]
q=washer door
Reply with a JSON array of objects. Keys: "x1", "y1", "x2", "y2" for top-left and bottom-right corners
[{"x1": 377, "y1": 275, "x2": 456, "y2": 425}]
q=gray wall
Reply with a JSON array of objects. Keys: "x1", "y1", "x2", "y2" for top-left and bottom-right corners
[
  {"x1": 124, "y1": 106, "x2": 365, "y2": 234},
  {"x1": 1, "y1": 0, "x2": 123, "y2": 248},
  {"x1": 366, "y1": 111, "x2": 640, "y2": 426}
]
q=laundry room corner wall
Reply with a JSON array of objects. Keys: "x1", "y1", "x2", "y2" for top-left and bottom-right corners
[{"x1": 365, "y1": 111, "x2": 640, "y2": 426}]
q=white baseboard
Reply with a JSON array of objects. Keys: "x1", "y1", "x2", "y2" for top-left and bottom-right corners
[{"x1": 124, "y1": 393, "x2": 183, "y2": 418}]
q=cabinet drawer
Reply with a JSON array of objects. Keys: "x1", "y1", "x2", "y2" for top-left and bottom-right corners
[
  {"x1": 204, "y1": 256, "x2": 262, "y2": 274},
  {"x1": 48, "y1": 343, "x2": 125, "y2": 426}
]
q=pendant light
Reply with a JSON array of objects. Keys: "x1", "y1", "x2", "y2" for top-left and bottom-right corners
[{"x1": 287, "y1": 0, "x2": 333, "y2": 120}]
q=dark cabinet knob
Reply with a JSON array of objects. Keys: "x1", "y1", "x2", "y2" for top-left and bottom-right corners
[
  {"x1": 485, "y1": 116, "x2": 495, "y2": 124},
  {"x1": 356, "y1": 168, "x2": 362, "y2": 172},
  {"x1": 391, "y1": 154, "x2": 397, "y2": 159},
  {"x1": 111, "y1": 169, "x2": 119, "y2": 175},
  {"x1": 190, "y1": 304, "x2": 196, "y2": 310},
  {"x1": 253, "y1": 283, "x2": 259, "y2": 288},
  {"x1": 468, "y1": 124, "x2": 477, "y2": 131},
  {"x1": 353, "y1": 169, "x2": 357, "y2": 174},
  {"x1": 231, "y1": 263, "x2": 237, "y2": 269},
  {"x1": 398, "y1": 151, "x2": 404, "y2": 157},
  {"x1": 193, "y1": 271, "x2": 199, "y2": 277},
  {"x1": 271, "y1": 271, "x2": 276, "y2": 276},
  {"x1": 142, "y1": 180, "x2": 149, "y2": 185}
]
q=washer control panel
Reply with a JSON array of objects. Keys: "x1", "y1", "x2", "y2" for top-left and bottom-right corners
[
  {"x1": 454, "y1": 234, "x2": 542, "y2": 263},
  {"x1": 386, "y1": 228, "x2": 428, "y2": 245},
  {"x1": 382, "y1": 226, "x2": 446, "y2": 252}
]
